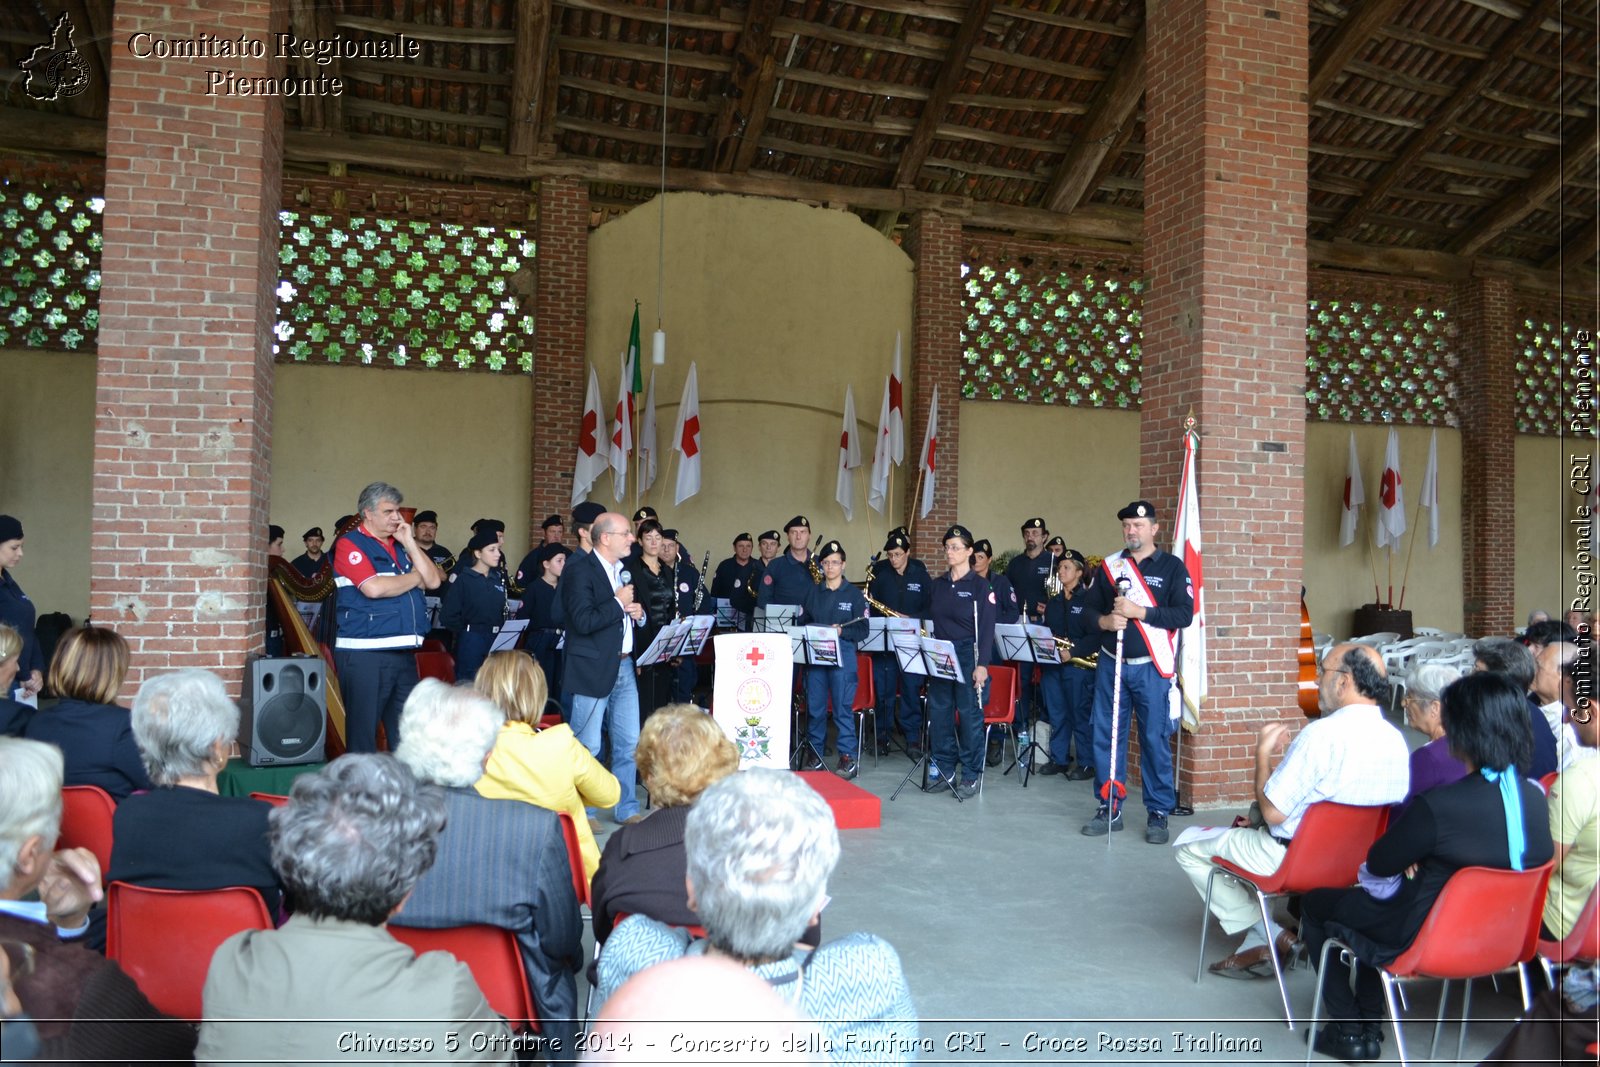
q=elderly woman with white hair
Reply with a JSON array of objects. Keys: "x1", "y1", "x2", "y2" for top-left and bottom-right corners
[
  {"x1": 198, "y1": 753, "x2": 511, "y2": 1063},
  {"x1": 0, "y1": 623, "x2": 32, "y2": 736},
  {"x1": 596, "y1": 769, "x2": 918, "y2": 1065},
  {"x1": 108, "y1": 669, "x2": 282, "y2": 915},
  {"x1": 1392, "y1": 660, "x2": 1468, "y2": 820},
  {"x1": 0, "y1": 737, "x2": 196, "y2": 1060},
  {"x1": 391, "y1": 678, "x2": 584, "y2": 1026}
]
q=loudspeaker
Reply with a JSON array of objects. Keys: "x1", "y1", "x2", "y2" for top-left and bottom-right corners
[{"x1": 241, "y1": 656, "x2": 326, "y2": 767}]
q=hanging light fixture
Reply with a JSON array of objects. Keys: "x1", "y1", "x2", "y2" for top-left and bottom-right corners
[{"x1": 653, "y1": 0, "x2": 670, "y2": 365}]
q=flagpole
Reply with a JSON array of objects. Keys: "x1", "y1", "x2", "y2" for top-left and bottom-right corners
[
  {"x1": 1396, "y1": 494, "x2": 1427, "y2": 611},
  {"x1": 907, "y1": 464, "x2": 926, "y2": 546},
  {"x1": 1366, "y1": 523, "x2": 1381, "y2": 607},
  {"x1": 662, "y1": 445, "x2": 679, "y2": 512}
]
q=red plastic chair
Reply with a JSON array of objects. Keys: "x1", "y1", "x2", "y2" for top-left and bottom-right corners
[
  {"x1": 105, "y1": 881, "x2": 273, "y2": 1019},
  {"x1": 1196, "y1": 801, "x2": 1391, "y2": 1029},
  {"x1": 58, "y1": 785, "x2": 116, "y2": 883},
  {"x1": 421, "y1": 637, "x2": 450, "y2": 654},
  {"x1": 978, "y1": 664, "x2": 1019, "y2": 792},
  {"x1": 389, "y1": 923, "x2": 539, "y2": 1032},
  {"x1": 1537, "y1": 882, "x2": 1600, "y2": 984},
  {"x1": 1308, "y1": 862, "x2": 1555, "y2": 1066},
  {"x1": 851, "y1": 652, "x2": 878, "y2": 766},
  {"x1": 416, "y1": 650, "x2": 457, "y2": 684},
  {"x1": 248, "y1": 791, "x2": 289, "y2": 808},
  {"x1": 556, "y1": 811, "x2": 588, "y2": 907}
]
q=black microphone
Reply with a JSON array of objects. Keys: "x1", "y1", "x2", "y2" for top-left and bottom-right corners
[{"x1": 619, "y1": 569, "x2": 645, "y2": 626}]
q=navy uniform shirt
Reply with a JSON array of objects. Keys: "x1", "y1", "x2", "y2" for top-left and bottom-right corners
[
  {"x1": 986, "y1": 571, "x2": 1021, "y2": 626},
  {"x1": 420, "y1": 543, "x2": 456, "y2": 571},
  {"x1": 669, "y1": 558, "x2": 705, "y2": 617},
  {"x1": 928, "y1": 569, "x2": 998, "y2": 665},
  {"x1": 289, "y1": 553, "x2": 326, "y2": 581},
  {"x1": 1081, "y1": 550, "x2": 1195, "y2": 659},
  {"x1": 517, "y1": 579, "x2": 564, "y2": 630},
  {"x1": 1044, "y1": 579, "x2": 1101, "y2": 660},
  {"x1": 0, "y1": 569, "x2": 41, "y2": 682},
  {"x1": 801, "y1": 580, "x2": 868, "y2": 654},
  {"x1": 439, "y1": 566, "x2": 507, "y2": 631},
  {"x1": 712, "y1": 556, "x2": 762, "y2": 612},
  {"x1": 757, "y1": 550, "x2": 816, "y2": 608},
  {"x1": 1006, "y1": 550, "x2": 1054, "y2": 622},
  {"x1": 868, "y1": 557, "x2": 931, "y2": 622}
]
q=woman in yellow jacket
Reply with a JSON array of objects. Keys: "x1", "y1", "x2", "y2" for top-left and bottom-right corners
[{"x1": 473, "y1": 651, "x2": 620, "y2": 884}]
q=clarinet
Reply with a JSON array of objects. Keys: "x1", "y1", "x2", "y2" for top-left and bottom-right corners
[{"x1": 692, "y1": 550, "x2": 711, "y2": 611}]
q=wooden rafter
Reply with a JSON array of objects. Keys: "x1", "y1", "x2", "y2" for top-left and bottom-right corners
[
  {"x1": 1307, "y1": 0, "x2": 1409, "y2": 104},
  {"x1": 1042, "y1": 19, "x2": 1143, "y2": 214},
  {"x1": 507, "y1": 0, "x2": 553, "y2": 156},
  {"x1": 1330, "y1": 0, "x2": 1558, "y2": 238},
  {"x1": 708, "y1": 0, "x2": 782, "y2": 172},
  {"x1": 1543, "y1": 215, "x2": 1600, "y2": 271},
  {"x1": 1448, "y1": 125, "x2": 1600, "y2": 257}
]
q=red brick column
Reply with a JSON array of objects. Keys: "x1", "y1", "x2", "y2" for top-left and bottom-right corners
[
  {"x1": 1143, "y1": 0, "x2": 1309, "y2": 805},
  {"x1": 1456, "y1": 277, "x2": 1517, "y2": 636},
  {"x1": 901, "y1": 212, "x2": 963, "y2": 560},
  {"x1": 529, "y1": 177, "x2": 589, "y2": 544},
  {"x1": 92, "y1": 1, "x2": 285, "y2": 698}
]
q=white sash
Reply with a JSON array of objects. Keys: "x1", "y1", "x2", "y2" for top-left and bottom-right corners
[{"x1": 1102, "y1": 552, "x2": 1178, "y2": 678}]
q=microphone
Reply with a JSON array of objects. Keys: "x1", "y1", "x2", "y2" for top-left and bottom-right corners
[{"x1": 619, "y1": 569, "x2": 645, "y2": 626}]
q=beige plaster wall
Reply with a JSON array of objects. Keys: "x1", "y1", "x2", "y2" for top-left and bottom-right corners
[
  {"x1": 958, "y1": 402, "x2": 1142, "y2": 555},
  {"x1": 1515, "y1": 434, "x2": 1577, "y2": 624},
  {"x1": 268, "y1": 362, "x2": 533, "y2": 561},
  {"x1": 0, "y1": 349, "x2": 96, "y2": 621},
  {"x1": 584, "y1": 193, "x2": 914, "y2": 569}
]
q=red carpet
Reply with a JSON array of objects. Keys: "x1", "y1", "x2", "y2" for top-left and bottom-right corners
[{"x1": 795, "y1": 770, "x2": 881, "y2": 830}]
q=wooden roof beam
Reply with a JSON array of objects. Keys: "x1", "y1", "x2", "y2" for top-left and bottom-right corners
[
  {"x1": 708, "y1": 0, "x2": 783, "y2": 172},
  {"x1": 1307, "y1": 0, "x2": 1409, "y2": 103},
  {"x1": 1543, "y1": 215, "x2": 1600, "y2": 271},
  {"x1": 1448, "y1": 125, "x2": 1600, "y2": 257},
  {"x1": 1042, "y1": 19, "x2": 1143, "y2": 214},
  {"x1": 1330, "y1": 0, "x2": 1557, "y2": 238},
  {"x1": 507, "y1": 0, "x2": 553, "y2": 156}
]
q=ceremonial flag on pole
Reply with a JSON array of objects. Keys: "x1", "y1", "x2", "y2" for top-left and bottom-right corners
[
  {"x1": 1173, "y1": 426, "x2": 1206, "y2": 729},
  {"x1": 917, "y1": 384, "x2": 939, "y2": 519},
  {"x1": 1420, "y1": 429, "x2": 1439, "y2": 548},
  {"x1": 867, "y1": 375, "x2": 893, "y2": 514},
  {"x1": 1339, "y1": 431, "x2": 1364, "y2": 548},
  {"x1": 672, "y1": 362, "x2": 702, "y2": 506},
  {"x1": 609, "y1": 351, "x2": 634, "y2": 498},
  {"x1": 889, "y1": 333, "x2": 905, "y2": 464},
  {"x1": 836, "y1": 385, "x2": 861, "y2": 520},
  {"x1": 639, "y1": 369, "x2": 659, "y2": 493},
  {"x1": 572, "y1": 363, "x2": 608, "y2": 507},
  {"x1": 1376, "y1": 428, "x2": 1406, "y2": 548}
]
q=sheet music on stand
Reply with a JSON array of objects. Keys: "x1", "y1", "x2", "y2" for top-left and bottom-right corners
[
  {"x1": 1025, "y1": 623, "x2": 1059, "y2": 664},
  {"x1": 995, "y1": 623, "x2": 1059, "y2": 664},
  {"x1": 424, "y1": 595, "x2": 442, "y2": 630},
  {"x1": 788, "y1": 626, "x2": 843, "y2": 667},
  {"x1": 859, "y1": 616, "x2": 924, "y2": 653},
  {"x1": 891, "y1": 633, "x2": 964, "y2": 683},
  {"x1": 635, "y1": 616, "x2": 718, "y2": 667},
  {"x1": 754, "y1": 605, "x2": 799, "y2": 634},
  {"x1": 490, "y1": 618, "x2": 528, "y2": 652},
  {"x1": 713, "y1": 598, "x2": 748, "y2": 631}
]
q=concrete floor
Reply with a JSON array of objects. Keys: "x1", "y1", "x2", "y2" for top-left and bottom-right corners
[{"x1": 586, "y1": 738, "x2": 1533, "y2": 1065}]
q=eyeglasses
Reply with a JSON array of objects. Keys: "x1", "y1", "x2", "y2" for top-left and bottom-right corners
[{"x1": 1318, "y1": 667, "x2": 1350, "y2": 679}]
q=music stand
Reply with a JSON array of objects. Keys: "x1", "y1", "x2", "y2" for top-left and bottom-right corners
[
  {"x1": 754, "y1": 605, "x2": 798, "y2": 634},
  {"x1": 889, "y1": 633, "x2": 969, "y2": 803},
  {"x1": 786, "y1": 626, "x2": 844, "y2": 770},
  {"x1": 998, "y1": 624, "x2": 1057, "y2": 785},
  {"x1": 713, "y1": 598, "x2": 747, "y2": 631},
  {"x1": 490, "y1": 618, "x2": 528, "y2": 653}
]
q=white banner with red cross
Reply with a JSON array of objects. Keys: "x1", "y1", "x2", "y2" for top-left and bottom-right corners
[{"x1": 712, "y1": 633, "x2": 794, "y2": 769}]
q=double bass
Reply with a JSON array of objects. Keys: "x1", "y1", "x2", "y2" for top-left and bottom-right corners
[{"x1": 1297, "y1": 587, "x2": 1320, "y2": 719}]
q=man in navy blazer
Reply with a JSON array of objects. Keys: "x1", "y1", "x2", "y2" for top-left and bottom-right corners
[{"x1": 559, "y1": 511, "x2": 645, "y2": 822}]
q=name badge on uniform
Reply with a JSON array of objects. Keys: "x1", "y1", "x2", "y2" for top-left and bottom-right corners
[{"x1": 907, "y1": 583, "x2": 922, "y2": 592}]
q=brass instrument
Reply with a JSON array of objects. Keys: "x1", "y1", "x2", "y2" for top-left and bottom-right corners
[
  {"x1": 1044, "y1": 567, "x2": 1064, "y2": 599},
  {"x1": 808, "y1": 553, "x2": 822, "y2": 584},
  {"x1": 862, "y1": 556, "x2": 931, "y2": 636}
]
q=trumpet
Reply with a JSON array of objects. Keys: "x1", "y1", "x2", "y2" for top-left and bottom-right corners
[{"x1": 1045, "y1": 568, "x2": 1064, "y2": 598}]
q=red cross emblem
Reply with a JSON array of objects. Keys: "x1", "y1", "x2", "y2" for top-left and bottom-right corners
[{"x1": 745, "y1": 646, "x2": 765, "y2": 667}]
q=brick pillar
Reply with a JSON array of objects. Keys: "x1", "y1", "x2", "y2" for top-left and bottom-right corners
[
  {"x1": 1456, "y1": 277, "x2": 1517, "y2": 636},
  {"x1": 529, "y1": 177, "x2": 589, "y2": 545},
  {"x1": 92, "y1": 1, "x2": 285, "y2": 698},
  {"x1": 1143, "y1": 0, "x2": 1308, "y2": 805},
  {"x1": 901, "y1": 212, "x2": 963, "y2": 560}
]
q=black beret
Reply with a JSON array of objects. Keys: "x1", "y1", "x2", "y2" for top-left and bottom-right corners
[
  {"x1": 733, "y1": 532, "x2": 752, "y2": 544},
  {"x1": 945, "y1": 525, "x2": 975, "y2": 547},
  {"x1": 972, "y1": 538, "x2": 993, "y2": 556},
  {"x1": 572, "y1": 501, "x2": 605, "y2": 526},
  {"x1": 785, "y1": 515, "x2": 810, "y2": 531},
  {"x1": 1060, "y1": 548, "x2": 1087, "y2": 568},
  {"x1": 268, "y1": 524, "x2": 284, "y2": 541},
  {"x1": 471, "y1": 518, "x2": 505, "y2": 535},
  {"x1": 632, "y1": 506, "x2": 658, "y2": 523},
  {"x1": 0, "y1": 515, "x2": 20, "y2": 543},
  {"x1": 660, "y1": 528, "x2": 679, "y2": 541},
  {"x1": 538, "y1": 543, "x2": 571, "y2": 564},
  {"x1": 816, "y1": 539, "x2": 845, "y2": 561},
  {"x1": 412, "y1": 510, "x2": 438, "y2": 525},
  {"x1": 757, "y1": 530, "x2": 781, "y2": 543},
  {"x1": 1046, "y1": 536, "x2": 1065, "y2": 551},
  {"x1": 883, "y1": 533, "x2": 910, "y2": 552},
  {"x1": 1118, "y1": 500, "x2": 1156, "y2": 521},
  {"x1": 1020, "y1": 517, "x2": 1046, "y2": 532},
  {"x1": 302, "y1": 527, "x2": 323, "y2": 540},
  {"x1": 466, "y1": 529, "x2": 499, "y2": 554},
  {"x1": 540, "y1": 514, "x2": 563, "y2": 529}
]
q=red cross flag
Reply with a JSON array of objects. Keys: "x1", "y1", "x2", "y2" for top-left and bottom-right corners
[
  {"x1": 572, "y1": 363, "x2": 608, "y2": 507},
  {"x1": 835, "y1": 384, "x2": 862, "y2": 520},
  {"x1": 917, "y1": 384, "x2": 939, "y2": 518},
  {"x1": 671, "y1": 362, "x2": 702, "y2": 506},
  {"x1": 1339, "y1": 430, "x2": 1364, "y2": 548},
  {"x1": 1376, "y1": 428, "x2": 1406, "y2": 549}
]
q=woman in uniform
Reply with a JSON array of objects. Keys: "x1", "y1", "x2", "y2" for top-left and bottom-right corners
[
  {"x1": 439, "y1": 528, "x2": 506, "y2": 682},
  {"x1": 518, "y1": 543, "x2": 568, "y2": 701},
  {"x1": 1038, "y1": 549, "x2": 1098, "y2": 780},
  {"x1": 630, "y1": 520, "x2": 678, "y2": 722},
  {"x1": 801, "y1": 540, "x2": 868, "y2": 780},
  {"x1": 925, "y1": 525, "x2": 997, "y2": 799},
  {"x1": 0, "y1": 515, "x2": 43, "y2": 702}
]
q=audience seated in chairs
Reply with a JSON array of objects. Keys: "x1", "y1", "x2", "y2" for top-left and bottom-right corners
[
  {"x1": 109, "y1": 669, "x2": 282, "y2": 916},
  {"x1": 1300, "y1": 672, "x2": 1555, "y2": 1062},
  {"x1": 1544, "y1": 646, "x2": 1599, "y2": 943},
  {"x1": 0, "y1": 737, "x2": 195, "y2": 1061},
  {"x1": 23, "y1": 627, "x2": 153, "y2": 800},
  {"x1": 595, "y1": 768, "x2": 918, "y2": 1066},
  {"x1": 590, "y1": 703, "x2": 739, "y2": 946},
  {"x1": 0, "y1": 624, "x2": 33, "y2": 737},
  {"x1": 197, "y1": 754, "x2": 511, "y2": 1063},
  {"x1": 1473, "y1": 635, "x2": 1559, "y2": 779},
  {"x1": 1392, "y1": 661, "x2": 1467, "y2": 821},
  {"x1": 471, "y1": 651, "x2": 619, "y2": 883},
  {"x1": 391, "y1": 678, "x2": 584, "y2": 1027}
]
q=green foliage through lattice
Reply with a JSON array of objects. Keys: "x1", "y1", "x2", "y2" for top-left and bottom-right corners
[
  {"x1": 961, "y1": 261, "x2": 1144, "y2": 406},
  {"x1": 1516, "y1": 315, "x2": 1590, "y2": 435},
  {"x1": 1305, "y1": 300, "x2": 1457, "y2": 425},
  {"x1": 0, "y1": 187, "x2": 103, "y2": 350}
]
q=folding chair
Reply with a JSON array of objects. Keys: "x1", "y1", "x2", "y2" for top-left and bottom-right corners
[
  {"x1": 1307, "y1": 862, "x2": 1554, "y2": 1067},
  {"x1": 1196, "y1": 801, "x2": 1390, "y2": 1028},
  {"x1": 106, "y1": 882, "x2": 274, "y2": 1019}
]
